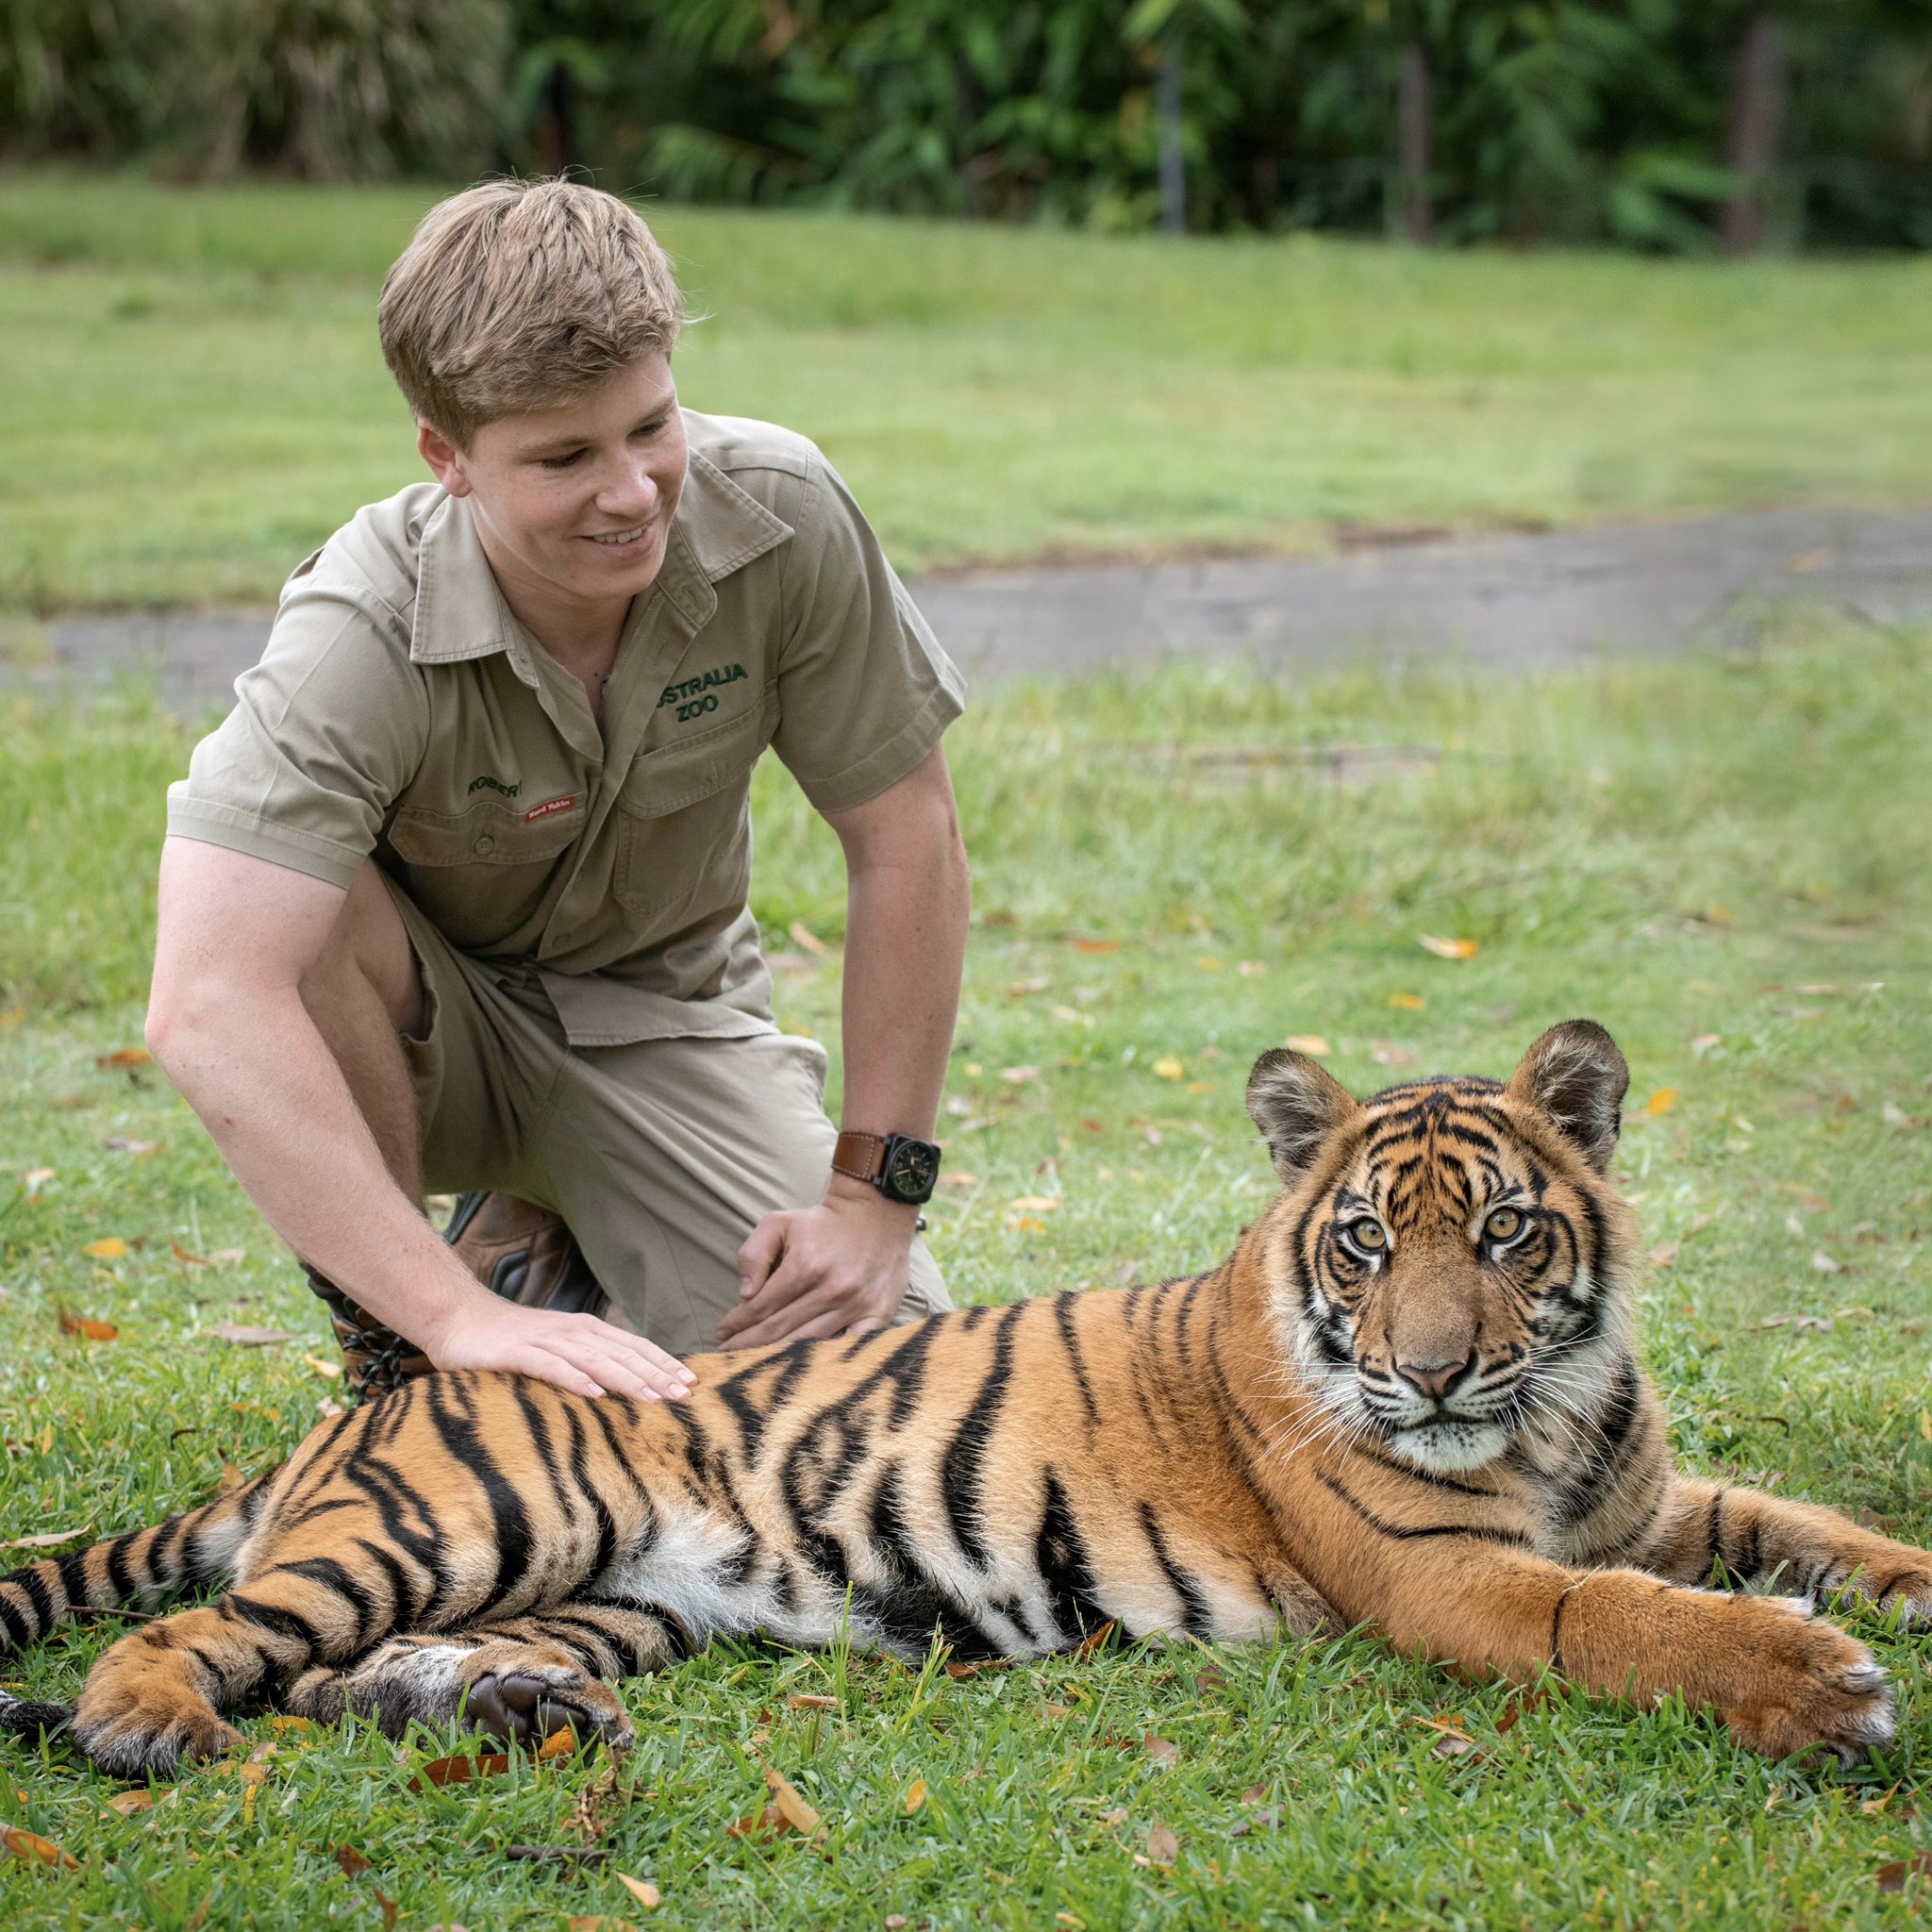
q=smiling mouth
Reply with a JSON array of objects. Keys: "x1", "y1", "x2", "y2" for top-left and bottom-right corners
[{"x1": 587, "y1": 524, "x2": 651, "y2": 547}]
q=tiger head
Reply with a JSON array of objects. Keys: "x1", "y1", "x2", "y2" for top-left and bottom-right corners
[{"x1": 1244, "y1": 1020, "x2": 1638, "y2": 1474}]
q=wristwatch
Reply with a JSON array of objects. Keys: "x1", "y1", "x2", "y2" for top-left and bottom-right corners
[{"x1": 832, "y1": 1130, "x2": 942, "y2": 1206}]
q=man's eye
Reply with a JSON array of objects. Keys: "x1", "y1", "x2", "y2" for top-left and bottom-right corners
[
  {"x1": 633, "y1": 418, "x2": 666, "y2": 438},
  {"x1": 1485, "y1": 1207, "x2": 1524, "y2": 1242},
  {"x1": 541, "y1": 450, "x2": 585, "y2": 469},
  {"x1": 1346, "y1": 1218, "x2": 1388, "y2": 1252}
]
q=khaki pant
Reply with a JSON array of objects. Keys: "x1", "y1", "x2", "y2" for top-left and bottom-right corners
[{"x1": 384, "y1": 877, "x2": 951, "y2": 1360}]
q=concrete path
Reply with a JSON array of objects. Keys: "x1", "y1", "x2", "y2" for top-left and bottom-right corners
[{"x1": 25, "y1": 504, "x2": 1932, "y2": 710}]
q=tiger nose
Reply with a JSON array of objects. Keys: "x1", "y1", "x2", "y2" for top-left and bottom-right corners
[{"x1": 1394, "y1": 1353, "x2": 1476, "y2": 1401}]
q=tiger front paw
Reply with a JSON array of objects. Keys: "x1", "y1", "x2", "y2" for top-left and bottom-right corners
[
  {"x1": 1713, "y1": 1593, "x2": 1894, "y2": 1767},
  {"x1": 1825, "y1": 1544, "x2": 1932, "y2": 1631}
]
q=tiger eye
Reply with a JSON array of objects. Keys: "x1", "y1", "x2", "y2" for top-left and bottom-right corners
[
  {"x1": 1350, "y1": 1218, "x2": 1388, "y2": 1251},
  {"x1": 1485, "y1": 1207, "x2": 1524, "y2": 1242}
]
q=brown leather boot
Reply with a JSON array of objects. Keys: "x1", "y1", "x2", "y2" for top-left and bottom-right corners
[{"x1": 304, "y1": 1194, "x2": 602, "y2": 1404}]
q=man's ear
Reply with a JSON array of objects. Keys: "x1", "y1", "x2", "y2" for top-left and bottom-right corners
[
  {"x1": 416, "y1": 419, "x2": 473, "y2": 497},
  {"x1": 1246, "y1": 1049, "x2": 1361, "y2": 1186},
  {"x1": 1506, "y1": 1020, "x2": 1629, "y2": 1175}
]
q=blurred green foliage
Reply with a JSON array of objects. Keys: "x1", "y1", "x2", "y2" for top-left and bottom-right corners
[{"x1": 2, "y1": 0, "x2": 1929, "y2": 247}]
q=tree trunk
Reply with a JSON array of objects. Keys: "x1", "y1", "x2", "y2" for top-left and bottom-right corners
[
  {"x1": 1158, "y1": 41, "x2": 1186, "y2": 236},
  {"x1": 1399, "y1": 40, "x2": 1431, "y2": 245},
  {"x1": 1722, "y1": 10, "x2": 1786, "y2": 258},
  {"x1": 539, "y1": 58, "x2": 578, "y2": 178}
]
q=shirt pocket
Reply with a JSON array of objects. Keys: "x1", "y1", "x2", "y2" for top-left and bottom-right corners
[
  {"x1": 612, "y1": 697, "x2": 774, "y2": 925},
  {"x1": 386, "y1": 797, "x2": 586, "y2": 952}
]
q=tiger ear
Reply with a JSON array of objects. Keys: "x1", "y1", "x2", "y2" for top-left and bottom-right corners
[
  {"x1": 1246, "y1": 1049, "x2": 1361, "y2": 1185},
  {"x1": 1506, "y1": 1020, "x2": 1629, "y2": 1175}
]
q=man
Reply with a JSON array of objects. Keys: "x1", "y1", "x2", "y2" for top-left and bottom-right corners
[{"x1": 146, "y1": 178, "x2": 969, "y2": 1404}]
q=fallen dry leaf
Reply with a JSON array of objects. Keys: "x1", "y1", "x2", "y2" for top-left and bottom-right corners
[
  {"x1": 1388, "y1": 991, "x2": 1425, "y2": 1010},
  {"x1": 410, "y1": 1752, "x2": 512, "y2": 1790},
  {"x1": 208, "y1": 1323, "x2": 300, "y2": 1346},
  {"x1": 1238, "y1": 960, "x2": 1265, "y2": 977},
  {"x1": 1646, "y1": 1087, "x2": 1676, "y2": 1117},
  {"x1": 303, "y1": 1353, "x2": 342, "y2": 1379},
  {"x1": 786, "y1": 1693, "x2": 838, "y2": 1712},
  {"x1": 1647, "y1": 1242, "x2": 1678, "y2": 1270},
  {"x1": 0, "y1": 1007, "x2": 23, "y2": 1027},
  {"x1": 208, "y1": 1248, "x2": 245, "y2": 1266},
  {"x1": 936, "y1": 1172, "x2": 978, "y2": 1190},
  {"x1": 1151, "y1": 1056, "x2": 1185, "y2": 1080},
  {"x1": 535, "y1": 1725, "x2": 580, "y2": 1762},
  {"x1": 1419, "y1": 935, "x2": 1479, "y2": 960},
  {"x1": 764, "y1": 1769, "x2": 822, "y2": 1836},
  {"x1": 725, "y1": 1804, "x2": 787, "y2": 1842},
  {"x1": 79, "y1": 1238, "x2": 127, "y2": 1260},
  {"x1": 1141, "y1": 1735, "x2": 1179, "y2": 1766},
  {"x1": 1283, "y1": 1035, "x2": 1331, "y2": 1057},
  {"x1": 1240, "y1": 1784, "x2": 1269, "y2": 1805},
  {"x1": 1809, "y1": 1249, "x2": 1840, "y2": 1274},
  {"x1": 1074, "y1": 1621, "x2": 1117, "y2": 1660},
  {"x1": 268, "y1": 1715, "x2": 311, "y2": 1735},
  {"x1": 786, "y1": 921, "x2": 831, "y2": 958},
  {"x1": 334, "y1": 1846, "x2": 374, "y2": 1877},
  {"x1": 1008, "y1": 1215, "x2": 1048, "y2": 1234},
  {"x1": 1145, "y1": 1818, "x2": 1179, "y2": 1868},
  {"x1": 1074, "y1": 938, "x2": 1121, "y2": 955},
  {"x1": 101, "y1": 1138, "x2": 161, "y2": 1157},
  {"x1": 1877, "y1": 1854, "x2": 1932, "y2": 1894},
  {"x1": 1368, "y1": 1040, "x2": 1416, "y2": 1068},
  {"x1": 2, "y1": 1526, "x2": 89, "y2": 1550},
  {"x1": 999, "y1": 1065, "x2": 1041, "y2": 1086},
  {"x1": 903, "y1": 1777, "x2": 927, "y2": 1815},
  {"x1": 1196, "y1": 956, "x2": 1221, "y2": 972},
  {"x1": 23, "y1": 1166, "x2": 55, "y2": 1192},
  {"x1": 3, "y1": 1825, "x2": 77, "y2": 1868},
  {"x1": 58, "y1": 1310, "x2": 118, "y2": 1341},
  {"x1": 1192, "y1": 1666, "x2": 1226, "y2": 1692},
  {"x1": 95, "y1": 1047, "x2": 151, "y2": 1069},
  {"x1": 105, "y1": 1790, "x2": 161, "y2": 1816},
  {"x1": 1006, "y1": 1195, "x2": 1061, "y2": 1214},
  {"x1": 614, "y1": 1873, "x2": 662, "y2": 1910},
  {"x1": 1008, "y1": 976, "x2": 1050, "y2": 996},
  {"x1": 170, "y1": 1240, "x2": 208, "y2": 1267}
]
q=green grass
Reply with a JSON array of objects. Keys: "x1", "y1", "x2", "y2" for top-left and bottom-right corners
[
  {"x1": 4, "y1": 170, "x2": 1932, "y2": 608},
  {"x1": 3, "y1": 612, "x2": 1931, "y2": 1925}
]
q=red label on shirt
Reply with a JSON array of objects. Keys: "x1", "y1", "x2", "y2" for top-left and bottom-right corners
[{"x1": 525, "y1": 795, "x2": 577, "y2": 823}]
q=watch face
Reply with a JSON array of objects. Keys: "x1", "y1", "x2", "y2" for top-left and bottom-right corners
[{"x1": 884, "y1": 1139, "x2": 940, "y2": 1202}]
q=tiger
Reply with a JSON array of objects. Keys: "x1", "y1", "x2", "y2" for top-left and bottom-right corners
[{"x1": 4, "y1": 1019, "x2": 1928, "y2": 1780}]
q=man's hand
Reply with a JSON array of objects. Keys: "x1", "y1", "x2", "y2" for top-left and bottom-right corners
[
  {"x1": 718, "y1": 1176, "x2": 917, "y2": 1350},
  {"x1": 422, "y1": 1291, "x2": 696, "y2": 1402}
]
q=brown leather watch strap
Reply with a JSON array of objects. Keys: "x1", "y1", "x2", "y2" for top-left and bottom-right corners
[{"x1": 831, "y1": 1130, "x2": 889, "y2": 1184}]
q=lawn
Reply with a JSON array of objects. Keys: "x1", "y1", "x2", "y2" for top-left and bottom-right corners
[
  {"x1": 4, "y1": 170, "x2": 1932, "y2": 609},
  {"x1": 3, "y1": 609, "x2": 1930, "y2": 1926}
]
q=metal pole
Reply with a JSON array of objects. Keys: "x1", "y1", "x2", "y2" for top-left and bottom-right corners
[{"x1": 1158, "y1": 39, "x2": 1186, "y2": 235}]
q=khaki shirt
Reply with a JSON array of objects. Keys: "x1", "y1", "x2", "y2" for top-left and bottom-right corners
[{"x1": 167, "y1": 411, "x2": 965, "y2": 1046}]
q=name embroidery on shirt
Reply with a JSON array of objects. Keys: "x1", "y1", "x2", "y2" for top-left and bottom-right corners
[
  {"x1": 525, "y1": 795, "x2": 578, "y2": 824},
  {"x1": 658, "y1": 661, "x2": 748, "y2": 724},
  {"x1": 467, "y1": 774, "x2": 520, "y2": 798}
]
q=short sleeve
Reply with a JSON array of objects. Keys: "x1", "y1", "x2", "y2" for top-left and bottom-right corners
[
  {"x1": 768, "y1": 455, "x2": 965, "y2": 814},
  {"x1": 166, "y1": 579, "x2": 430, "y2": 889}
]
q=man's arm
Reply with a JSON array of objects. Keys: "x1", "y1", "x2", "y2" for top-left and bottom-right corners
[
  {"x1": 146, "y1": 837, "x2": 693, "y2": 1401},
  {"x1": 717, "y1": 744, "x2": 968, "y2": 1348}
]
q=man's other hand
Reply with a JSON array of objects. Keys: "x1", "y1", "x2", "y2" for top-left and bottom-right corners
[
  {"x1": 425, "y1": 1297, "x2": 695, "y2": 1403},
  {"x1": 719, "y1": 1177, "x2": 916, "y2": 1350}
]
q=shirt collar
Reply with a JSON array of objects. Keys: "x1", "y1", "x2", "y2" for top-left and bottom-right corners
[{"x1": 408, "y1": 450, "x2": 793, "y2": 669}]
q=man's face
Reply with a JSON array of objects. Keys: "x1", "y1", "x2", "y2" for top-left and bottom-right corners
[{"x1": 419, "y1": 352, "x2": 689, "y2": 613}]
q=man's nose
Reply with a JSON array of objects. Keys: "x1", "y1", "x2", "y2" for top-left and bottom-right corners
[{"x1": 1393, "y1": 1353, "x2": 1476, "y2": 1401}]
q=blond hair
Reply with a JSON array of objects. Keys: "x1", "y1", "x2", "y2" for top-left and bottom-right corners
[{"x1": 378, "y1": 178, "x2": 686, "y2": 445}]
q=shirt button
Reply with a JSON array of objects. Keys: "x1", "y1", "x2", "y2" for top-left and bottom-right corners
[{"x1": 474, "y1": 834, "x2": 495, "y2": 858}]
